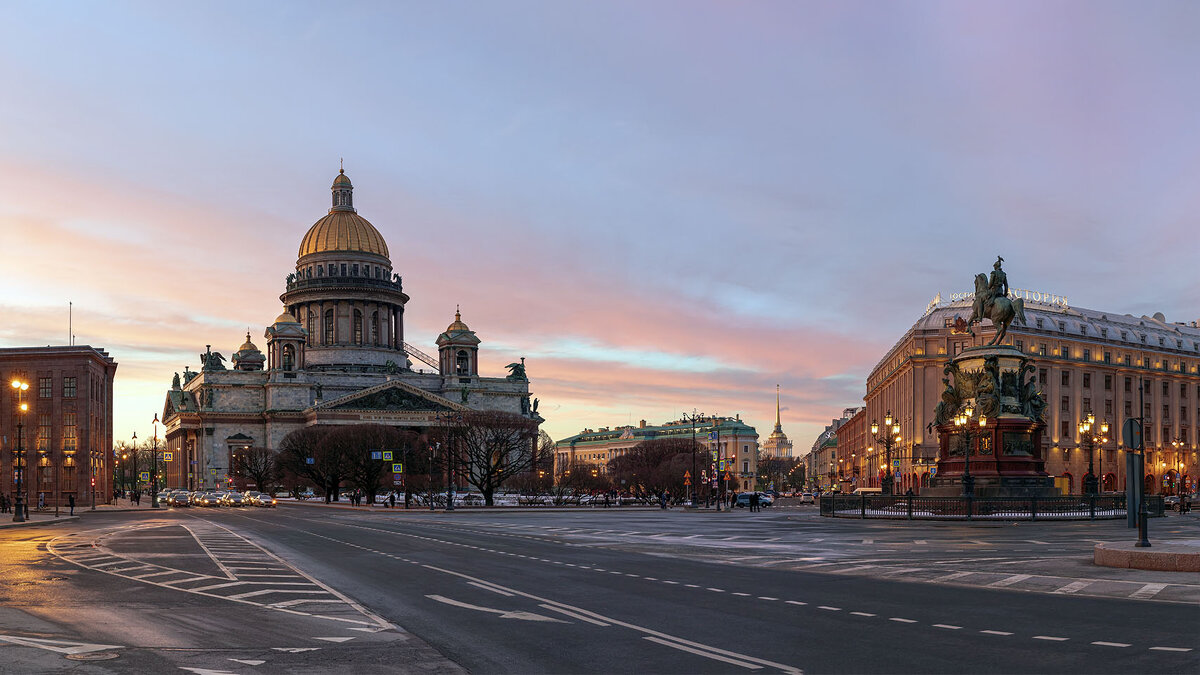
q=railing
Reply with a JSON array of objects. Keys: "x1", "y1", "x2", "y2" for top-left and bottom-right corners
[
  {"x1": 284, "y1": 276, "x2": 404, "y2": 293},
  {"x1": 819, "y1": 494, "x2": 1165, "y2": 520}
]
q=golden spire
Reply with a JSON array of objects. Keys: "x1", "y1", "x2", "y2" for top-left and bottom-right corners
[{"x1": 776, "y1": 384, "x2": 781, "y2": 427}]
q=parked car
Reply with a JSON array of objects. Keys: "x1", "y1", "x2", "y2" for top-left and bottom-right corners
[
  {"x1": 734, "y1": 492, "x2": 774, "y2": 508},
  {"x1": 799, "y1": 493, "x2": 815, "y2": 504}
]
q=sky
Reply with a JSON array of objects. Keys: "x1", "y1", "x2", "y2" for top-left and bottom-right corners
[{"x1": 1, "y1": 1, "x2": 1198, "y2": 451}]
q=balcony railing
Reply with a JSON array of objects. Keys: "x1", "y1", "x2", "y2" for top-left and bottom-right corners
[{"x1": 284, "y1": 276, "x2": 404, "y2": 293}]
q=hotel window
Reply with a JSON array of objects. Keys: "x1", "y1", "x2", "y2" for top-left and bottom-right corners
[
  {"x1": 1083, "y1": 373, "x2": 1091, "y2": 389},
  {"x1": 1125, "y1": 401, "x2": 1132, "y2": 417},
  {"x1": 1101, "y1": 327, "x2": 1107, "y2": 338},
  {"x1": 1140, "y1": 334, "x2": 1146, "y2": 344},
  {"x1": 1039, "y1": 368, "x2": 1047, "y2": 385},
  {"x1": 1121, "y1": 331, "x2": 1127, "y2": 340},
  {"x1": 1104, "y1": 351, "x2": 1111, "y2": 364},
  {"x1": 1159, "y1": 337, "x2": 1165, "y2": 346},
  {"x1": 37, "y1": 414, "x2": 51, "y2": 451},
  {"x1": 1124, "y1": 377, "x2": 1132, "y2": 393},
  {"x1": 1081, "y1": 325, "x2": 1088, "y2": 335},
  {"x1": 62, "y1": 412, "x2": 76, "y2": 452},
  {"x1": 63, "y1": 377, "x2": 76, "y2": 398},
  {"x1": 1104, "y1": 375, "x2": 1112, "y2": 390},
  {"x1": 1163, "y1": 426, "x2": 1171, "y2": 442},
  {"x1": 1015, "y1": 340, "x2": 1024, "y2": 351},
  {"x1": 1039, "y1": 343, "x2": 1047, "y2": 356},
  {"x1": 1178, "y1": 340, "x2": 1184, "y2": 349},
  {"x1": 1059, "y1": 321, "x2": 1066, "y2": 331},
  {"x1": 1183, "y1": 384, "x2": 1189, "y2": 398},
  {"x1": 1163, "y1": 405, "x2": 1169, "y2": 419},
  {"x1": 1083, "y1": 397, "x2": 1091, "y2": 412},
  {"x1": 1061, "y1": 371, "x2": 1070, "y2": 386},
  {"x1": 1061, "y1": 396, "x2": 1070, "y2": 413},
  {"x1": 1036, "y1": 318, "x2": 1044, "y2": 329},
  {"x1": 38, "y1": 377, "x2": 51, "y2": 398},
  {"x1": 1105, "y1": 400, "x2": 1113, "y2": 415},
  {"x1": 1061, "y1": 420, "x2": 1070, "y2": 437},
  {"x1": 1163, "y1": 382, "x2": 1169, "y2": 397},
  {"x1": 1182, "y1": 407, "x2": 1188, "y2": 421},
  {"x1": 1083, "y1": 349, "x2": 1090, "y2": 362}
]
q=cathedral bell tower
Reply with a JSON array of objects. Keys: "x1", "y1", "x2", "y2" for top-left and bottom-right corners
[
  {"x1": 436, "y1": 307, "x2": 480, "y2": 383},
  {"x1": 265, "y1": 311, "x2": 306, "y2": 372}
]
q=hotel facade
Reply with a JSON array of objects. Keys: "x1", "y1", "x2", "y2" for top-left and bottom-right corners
[{"x1": 837, "y1": 291, "x2": 1199, "y2": 495}]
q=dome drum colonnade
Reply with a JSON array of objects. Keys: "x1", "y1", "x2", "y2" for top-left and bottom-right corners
[{"x1": 280, "y1": 169, "x2": 410, "y2": 371}]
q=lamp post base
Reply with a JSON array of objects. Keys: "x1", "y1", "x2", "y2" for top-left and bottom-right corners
[
  {"x1": 881, "y1": 474, "x2": 894, "y2": 495},
  {"x1": 1083, "y1": 474, "x2": 1099, "y2": 495},
  {"x1": 12, "y1": 494, "x2": 25, "y2": 522}
]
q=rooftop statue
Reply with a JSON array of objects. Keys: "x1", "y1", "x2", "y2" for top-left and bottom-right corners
[
  {"x1": 967, "y1": 256, "x2": 1026, "y2": 345},
  {"x1": 505, "y1": 358, "x2": 527, "y2": 381}
]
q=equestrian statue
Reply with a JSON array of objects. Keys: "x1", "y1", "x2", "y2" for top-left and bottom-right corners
[{"x1": 967, "y1": 256, "x2": 1026, "y2": 345}]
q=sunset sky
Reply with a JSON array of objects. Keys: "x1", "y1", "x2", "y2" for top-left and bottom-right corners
[{"x1": 1, "y1": 2, "x2": 1197, "y2": 450}]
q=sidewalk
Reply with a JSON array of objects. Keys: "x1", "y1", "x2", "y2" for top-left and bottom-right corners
[{"x1": 0, "y1": 511, "x2": 79, "y2": 529}]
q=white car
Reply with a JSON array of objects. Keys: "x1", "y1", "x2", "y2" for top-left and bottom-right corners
[{"x1": 799, "y1": 493, "x2": 815, "y2": 504}]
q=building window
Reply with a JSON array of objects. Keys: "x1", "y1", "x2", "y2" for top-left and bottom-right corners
[
  {"x1": 1163, "y1": 382, "x2": 1169, "y2": 397},
  {"x1": 1104, "y1": 374, "x2": 1112, "y2": 390},
  {"x1": 324, "y1": 310, "x2": 334, "y2": 345},
  {"x1": 1125, "y1": 401, "x2": 1132, "y2": 417},
  {"x1": 1059, "y1": 321, "x2": 1066, "y2": 331},
  {"x1": 743, "y1": 460, "x2": 749, "y2": 474},
  {"x1": 282, "y1": 345, "x2": 295, "y2": 371},
  {"x1": 63, "y1": 412, "x2": 76, "y2": 452},
  {"x1": 455, "y1": 350, "x2": 470, "y2": 376},
  {"x1": 1081, "y1": 325, "x2": 1088, "y2": 335},
  {"x1": 1060, "y1": 419, "x2": 1070, "y2": 437},
  {"x1": 353, "y1": 310, "x2": 363, "y2": 344},
  {"x1": 1083, "y1": 349, "x2": 1091, "y2": 362},
  {"x1": 1163, "y1": 405, "x2": 1169, "y2": 419},
  {"x1": 375, "y1": 266, "x2": 381, "y2": 279},
  {"x1": 371, "y1": 311, "x2": 379, "y2": 345},
  {"x1": 1101, "y1": 327, "x2": 1107, "y2": 339},
  {"x1": 1125, "y1": 377, "x2": 1132, "y2": 393},
  {"x1": 1039, "y1": 343, "x2": 1047, "y2": 356},
  {"x1": 63, "y1": 377, "x2": 76, "y2": 398},
  {"x1": 1121, "y1": 331, "x2": 1127, "y2": 340},
  {"x1": 1183, "y1": 384, "x2": 1189, "y2": 398},
  {"x1": 307, "y1": 312, "x2": 316, "y2": 345},
  {"x1": 340, "y1": 263, "x2": 347, "y2": 276},
  {"x1": 1159, "y1": 337, "x2": 1165, "y2": 346},
  {"x1": 1039, "y1": 368, "x2": 1047, "y2": 385},
  {"x1": 351, "y1": 264, "x2": 358, "y2": 276},
  {"x1": 37, "y1": 414, "x2": 51, "y2": 451},
  {"x1": 1061, "y1": 396, "x2": 1070, "y2": 413},
  {"x1": 1015, "y1": 340, "x2": 1024, "y2": 351},
  {"x1": 1105, "y1": 399, "x2": 1113, "y2": 415},
  {"x1": 317, "y1": 266, "x2": 324, "y2": 277},
  {"x1": 1036, "y1": 318, "x2": 1044, "y2": 329},
  {"x1": 1061, "y1": 371, "x2": 1070, "y2": 386},
  {"x1": 38, "y1": 377, "x2": 51, "y2": 398},
  {"x1": 1083, "y1": 373, "x2": 1091, "y2": 389},
  {"x1": 1104, "y1": 351, "x2": 1111, "y2": 363}
]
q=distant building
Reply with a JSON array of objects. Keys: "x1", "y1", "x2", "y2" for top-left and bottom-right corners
[
  {"x1": 556, "y1": 416, "x2": 760, "y2": 491},
  {"x1": 845, "y1": 290, "x2": 1199, "y2": 495},
  {"x1": 760, "y1": 385, "x2": 794, "y2": 459},
  {"x1": 804, "y1": 407, "x2": 860, "y2": 490},
  {"x1": 0, "y1": 346, "x2": 117, "y2": 507},
  {"x1": 161, "y1": 169, "x2": 537, "y2": 491}
]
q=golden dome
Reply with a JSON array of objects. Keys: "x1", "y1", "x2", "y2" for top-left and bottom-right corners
[
  {"x1": 238, "y1": 332, "x2": 260, "y2": 353},
  {"x1": 446, "y1": 307, "x2": 471, "y2": 333},
  {"x1": 333, "y1": 168, "x2": 352, "y2": 186},
  {"x1": 298, "y1": 210, "x2": 389, "y2": 258},
  {"x1": 274, "y1": 311, "x2": 299, "y2": 324}
]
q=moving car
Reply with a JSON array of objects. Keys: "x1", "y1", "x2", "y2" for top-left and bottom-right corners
[
  {"x1": 798, "y1": 493, "x2": 815, "y2": 504},
  {"x1": 734, "y1": 492, "x2": 774, "y2": 508},
  {"x1": 223, "y1": 492, "x2": 247, "y2": 507},
  {"x1": 195, "y1": 493, "x2": 222, "y2": 507},
  {"x1": 249, "y1": 492, "x2": 277, "y2": 507},
  {"x1": 167, "y1": 492, "x2": 191, "y2": 507}
]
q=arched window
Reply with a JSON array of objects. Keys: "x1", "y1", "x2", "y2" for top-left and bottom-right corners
[
  {"x1": 456, "y1": 350, "x2": 470, "y2": 376},
  {"x1": 307, "y1": 311, "x2": 316, "y2": 346},
  {"x1": 370, "y1": 311, "x2": 379, "y2": 345},
  {"x1": 353, "y1": 310, "x2": 363, "y2": 345},
  {"x1": 324, "y1": 309, "x2": 334, "y2": 345},
  {"x1": 282, "y1": 345, "x2": 295, "y2": 371}
]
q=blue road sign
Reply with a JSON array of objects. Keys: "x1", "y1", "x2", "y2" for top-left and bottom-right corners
[{"x1": 382, "y1": 451, "x2": 394, "y2": 461}]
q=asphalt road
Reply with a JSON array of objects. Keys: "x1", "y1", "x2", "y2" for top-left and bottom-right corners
[{"x1": 1, "y1": 504, "x2": 1196, "y2": 674}]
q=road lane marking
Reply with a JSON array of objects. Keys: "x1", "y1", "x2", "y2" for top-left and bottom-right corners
[
  {"x1": 889, "y1": 618, "x2": 916, "y2": 623},
  {"x1": 539, "y1": 604, "x2": 610, "y2": 626},
  {"x1": 758, "y1": 597, "x2": 778, "y2": 601},
  {"x1": 988, "y1": 574, "x2": 1032, "y2": 587},
  {"x1": 932, "y1": 624, "x2": 961, "y2": 630},
  {"x1": 817, "y1": 606, "x2": 840, "y2": 611},
  {"x1": 1052, "y1": 581, "x2": 1091, "y2": 594},
  {"x1": 1130, "y1": 583, "x2": 1167, "y2": 599},
  {"x1": 1091, "y1": 641, "x2": 1130, "y2": 648},
  {"x1": 1033, "y1": 636, "x2": 1069, "y2": 641},
  {"x1": 643, "y1": 636, "x2": 762, "y2": 670},
  {"x1": 980, "y1": 630, "x2": 1012, "y2": 636},
  {"x1": 785, "y1": 601, "x2": 807, "y2": 606},
  {"x1": 850, "y1": 612, "x2": 875, "y2": 617},
  {"x1": 469, "y1": 581, "x2": 514, "y2": 596},
  {"x1": 425, "y1": 595, "x2": 568, "y2": 623},
  {"x1": 0, "y1": 635, "x2": 124, "y2": 655},
  {"x1": 1149, "y1": 647, "x2": 1192, "y2": 652}
]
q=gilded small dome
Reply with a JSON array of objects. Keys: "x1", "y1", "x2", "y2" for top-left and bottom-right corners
[
  {"x1": 446, "y1": 308, "x2": 470, "y2": 333},
  {"x1": 333, "y1": 169, "x2": 352, "y2": 186},
  {"x1": 238, "y1": 332, "x2": 260, "y2": 353},
  {"x1": 274, "y1": 311, "x2": 299, "y2": 325},
  {"x1": 298, "y1": 210, "x2": 389, "y2": 258}
]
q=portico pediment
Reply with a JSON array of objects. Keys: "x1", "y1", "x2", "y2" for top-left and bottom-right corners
[{"x1": 314, "y1": 380, "x2": 465, "y2": 414}]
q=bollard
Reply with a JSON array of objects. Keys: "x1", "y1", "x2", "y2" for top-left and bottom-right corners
[
  {"x1": 1135, "y1": 497, "x2": 1151, "y2": 547},
  {"x1": 906, "y1": 494, "x2": 913, "y2": 520},
  {"x1": 860, "y1": 494, "x2": 867, "y2": 519}
]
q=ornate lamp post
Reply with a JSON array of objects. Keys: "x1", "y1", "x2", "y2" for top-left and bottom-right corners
[
  {"x1": 1077, "y1": 411, "x2": 1109, "y2": 495},
  {"x1": 953, "y1": 404, "x2": 986, "y2": 496},
  {"x1": 681, "y1": 410, "x2": 707, "y2": 506},
  {"x1": 870, "y1": 411, "x2": 902, "y2": 495},
  {"x1": 10, "y1": 379, "x2": 29, "y2": 522},
  {"x1": 150, "y1": 414, "x2": 160, "y2": 508},
  {"x1": 1170, "y1": 437, "x2": 1186, "y2": 496}
]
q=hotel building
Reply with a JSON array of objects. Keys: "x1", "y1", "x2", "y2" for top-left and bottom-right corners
[{"x1": 841, "y1": 291, "x2": 1199, "y2": 495}]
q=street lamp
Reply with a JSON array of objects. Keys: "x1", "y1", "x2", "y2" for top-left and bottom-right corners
[
  {"x1": 953, "y1": 404, "x2": 986, "y2": 497},
  {"x1": 870, "y1": 411, "x2": 902, "y2": 495},
  {"x1": 1170, "y1": 437, "x2": 1186, "y2": 496},
  {"x1": 1077, "y1": 411, "x2": 1109, "y2": 495},
  {"x1": 10, "y1": 379, "x2": 29, "y2": 522},
  {"x1": 150, "y1": 414, "x2": 160, "y2": 508},
  {"x1": 682, "y1": 410, "x2": 707, "y2": 506}
]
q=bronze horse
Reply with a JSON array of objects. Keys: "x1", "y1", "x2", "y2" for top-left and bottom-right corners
[{"x1": 968, "y1": 273, "x2": 1026, "y2": 345}]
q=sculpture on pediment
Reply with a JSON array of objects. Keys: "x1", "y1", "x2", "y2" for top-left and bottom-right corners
[
  {"x1": 505, "y1": 358, "x2": 527, "y2": 381},
  {"x1": 172, "y1": 372, "x2": 181, "y2": 390},
  {"x1": 201, "y1": 345, "x2": 226, "y2": 371},
  {"x1": 460, "y1": 387, "x2": 470, "y2": 404}
]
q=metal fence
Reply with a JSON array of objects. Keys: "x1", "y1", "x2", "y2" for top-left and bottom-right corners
[{"x1": 819, "y1": 493, "x2": 1165, "y2": 520}]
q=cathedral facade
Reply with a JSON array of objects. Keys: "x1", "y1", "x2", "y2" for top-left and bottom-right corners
[{"x1": 160, "y1": 170, "x2": 536, "y2": 490}]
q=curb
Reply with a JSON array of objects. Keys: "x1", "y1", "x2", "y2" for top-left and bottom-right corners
[
  {"x1": 1094, "y1": 541, "x2": 1200, "y2": 572},
  {"x1": 278, "y1": 501, "x2": 664, "y2": 513},
  {"x1": 0, "y1": 515, "x2": 80, "y2": 529}
]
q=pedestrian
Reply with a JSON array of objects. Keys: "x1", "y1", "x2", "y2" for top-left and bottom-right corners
[
  {"x1": 905, "y1": 487, "x2": 914, "y2": 497},
  {"x1": 659, "y1": 492, "x2": 667, "y2": 510},
  {"x1": 0, "y1": 494, "x2": 8, "y2": 513},
  {"x1": 750, "y1": 492, "x2": 759, "y2": 512},
  {"x1": 68, "y1": 494, "x2": 75, "y2": 516},
  {"x1": 389, "y1": 492, "x2": 396, "y2": 508}
]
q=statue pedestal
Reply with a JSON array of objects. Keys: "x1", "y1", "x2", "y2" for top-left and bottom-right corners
[{"x1": 925, "y1": 345, "x2": 1061, "y2": 498}]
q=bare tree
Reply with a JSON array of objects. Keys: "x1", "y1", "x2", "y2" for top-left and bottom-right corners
[
  {"x1": 446, "y1": 411, "x2": 543, "y2": 506},
  {"x1": 232, "y1": 447, "x2": 279, "y2": 494},
  {"x1": 606, "y1": 437, "x2": 695, "y2": 498},
  {"x1": 325, "y1": 424, "x2": 413, "y2": 505},
  {"x1": 277, "y1": 427, "x2": 345, "y2": 502},
  {"x1": 757, "y1": 455, "x2": 800, "y2": 491}
]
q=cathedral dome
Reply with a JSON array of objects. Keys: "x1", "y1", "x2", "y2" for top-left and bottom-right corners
[
  {"x1": 274, "y1": 310, "x2": 300, "y2": 325},
  {"x1": 297, "y1": 168, "x2": 390, "y2": 259},
  {"x1": 445, "y1": 308, "x2": 471, "y2": 333},
  {"x1": 298, "y1": 211, "x2": 389, "y2": 258}
]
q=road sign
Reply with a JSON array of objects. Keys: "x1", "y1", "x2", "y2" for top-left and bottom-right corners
[
  {"x1": 164, "y1": 452, "x2": 173, "y2": 461},
  {"x1": 929, "y1": 467, "x2": 937, "y2": 476},
  {"x1": 371, "y1": 451, "x2": 382, "y2": 460},
  {"x1": 711, "y1": 451, "x2": 718, "y2": 461},
  {"x1": 383, "y1": 451, "x2": 394, "y2": 461},
  {"x1": 1122, "y1": 418, "x2": 1142, "y2": 449},
  {"x1": 393, "y1": 479, "x2": 403, "y2": 486},
  {"x1": 139, "y1": 471, "x2": 149, "y2": 481},
  {"x1": 305, "y1": 457, "x2": 314, "y2": 464},
  {"x1": 709, "y1": 431, "x2": 718, "y2": 440},
  {"x1": 719, "y1": 460, "x2": 726, "y2": 471},
  {"x1": 893, "y1": 460, "x2": 901, "y2": 468},
  {"x1": 724, "y1": 471, "x2": 732, "y2": 481},
  {"x1": 684, "y1": 478, "x2": 691, "y2": 486},
  {"x1": 683, "y1": 471, "x2": 691, "y2": 479},
  {"x1": 392, "y1": 463, "x2": 404, "y2": 474}
]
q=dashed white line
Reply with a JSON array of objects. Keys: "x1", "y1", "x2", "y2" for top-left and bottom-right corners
[
  {"x1": 1149, "y1": 647, "x2": 1192, "y2": 652},
  {"x1": 817, "y1": 606, "x2": 841, "y2": 611},
  {"x1": 1033, "y1": 636, "x2": 1069, "y2": 642},
  {"x1": 1091, "y1": 641, "x2": 1131, "y2": 648},
  {"x1": 889, "y1": 618, "x2": 917, "y2": 623},
  {"x1": 980, "y1": 630, "x2": 1012, "y2": 636},
  {"x1": 1052, "y1": 580, "x2": 1091, "y2": 594},
  {"x1": 988, "y1": 574, "x2": 1032, "y2": 587},
  {"x1": 785, "y1": 600, "x2": 807, "y2": 606},
  {"x1": 1130, "y1": 583, "x2": 1167, "y2": 599},
  {"x1": 932, "y1": 624, "x2": 961, "y2": 630},
  {"x1": 850, "y1": 612, "x2": 876, "y2": 617}
]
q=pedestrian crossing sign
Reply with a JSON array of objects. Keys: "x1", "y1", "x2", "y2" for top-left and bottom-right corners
[
  {"x1": 383, "y1": 451, "x2": 394, "y2": 461},
  {"x1": 392, "y1": 463, "x2": 403, "y2": 474},
  {"x1": 164, "y1": 452, "x2": 173, "y2": 461},
  {"x1": 139, "y1": 472, "x2": 149, "y2": 480}
]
